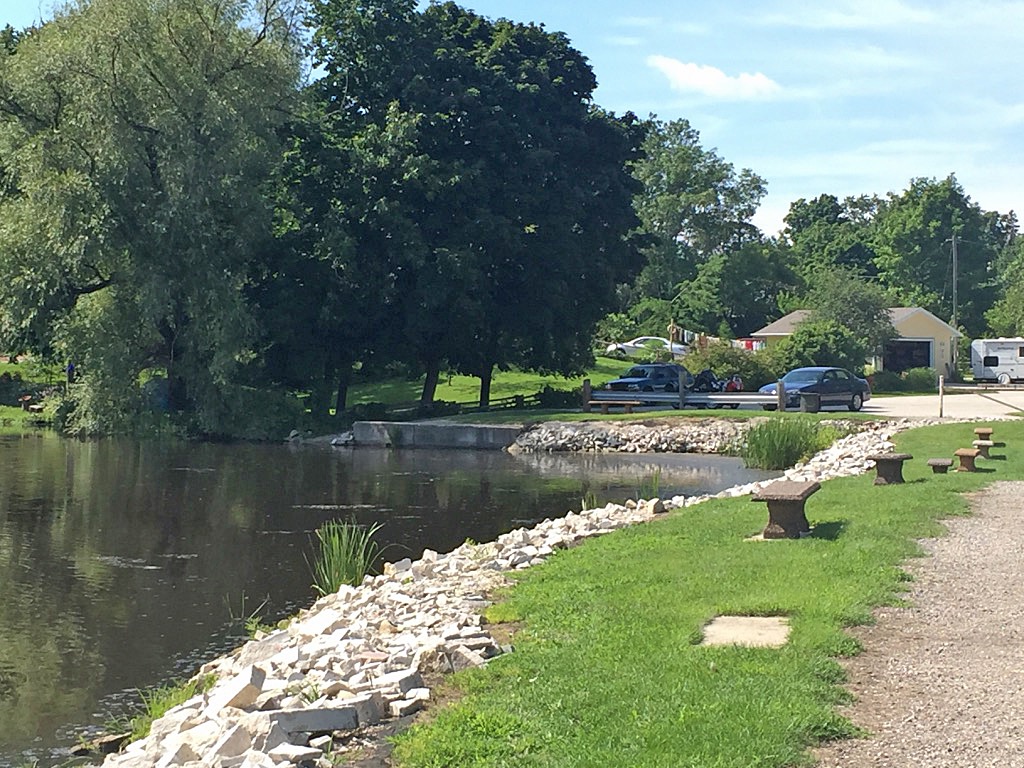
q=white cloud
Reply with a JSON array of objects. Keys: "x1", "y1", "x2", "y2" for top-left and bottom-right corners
[{"x1": 646, "y1": 55, "x2": 782, "y2": 101}]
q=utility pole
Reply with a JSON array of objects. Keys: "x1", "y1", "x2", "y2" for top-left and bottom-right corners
[
  {"x1": 950, "y1": 234, "x2": 959, "y2": 372},
  {"x1": 951, "y1": 234, "x2": 958, "y2": 331}
]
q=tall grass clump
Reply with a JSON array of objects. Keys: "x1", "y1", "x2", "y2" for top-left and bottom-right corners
[
  {"x1": 114, "y1": 676, "x2": 215, "y2": 742},
  {"x1": 742, "y1": 416, "x2": 836, "y2": 470},
  {"x1": 308, "y1": 519, "x2": 383, "y2": 595}
]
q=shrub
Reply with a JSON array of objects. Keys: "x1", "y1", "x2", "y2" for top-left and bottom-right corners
[
  {"x1": 308, "y1": 519, "x2": 383, "y2": 595},
  {"x1": 868, "y1": 370, "x2": 903, "y2": 393},
  {"x1": 742, "y1": 416, "x2": 838, "y2": 470},
  {"x1": 869, "y1": 368, "x2": 938, "y2": 393},
  {"x1": 901, "y1": 367, "x2": 938, "y2": 392},
  {"x1": 535, "y1": 386, "x2": 579, "y2": 409},
  {"x1": 349, "y1": 401, "x2": 388, "y2": 421},
  {"x1": 683, "y1": 342, "x2": 780, "y2": 390}
]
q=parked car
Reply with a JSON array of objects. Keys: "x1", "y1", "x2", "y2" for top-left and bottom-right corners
[
  {"x1": 758, "y1": 366, "x2": 871, "y2": 411},
  {"x1": 605, "y1": 336, "x2": 687, "y2": 359},
  {"x1": 604, "y1": 363, "x2": 693, "y2": 395}
]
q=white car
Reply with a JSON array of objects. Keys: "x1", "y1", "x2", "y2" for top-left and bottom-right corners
[{"x1": 605, "y1": 336, "x2": 687, "y2": 358}]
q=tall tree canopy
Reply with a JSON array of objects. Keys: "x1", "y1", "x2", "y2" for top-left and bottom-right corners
[
  {"x1": 0, "y1": 0, "x2": 303, "y2": 433},
  {"x1": 629, "y1": 118, "x2": 766, "y2": 300},
  {"x1": 870, "y1": 175, "x2": 1008, "y2": 336},
  {"x1": 782, "y1": 193, "x2": 879, "y2": 282},
  {"x1": 299, "y1": 0, "x2": 644, "y2": 408}
]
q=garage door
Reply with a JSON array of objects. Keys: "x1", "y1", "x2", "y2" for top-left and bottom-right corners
[{"x1": 884, "y1": 339, "x2": 932, "y2": 373}]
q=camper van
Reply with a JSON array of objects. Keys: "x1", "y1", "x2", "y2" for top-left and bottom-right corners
[{"x1": 970, "y1": 338, "x2": 1024, "y2": 384}]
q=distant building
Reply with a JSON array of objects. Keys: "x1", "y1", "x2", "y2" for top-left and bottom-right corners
[{"x1": 751, "y1": 307, "x2": 961, "y2": 376}]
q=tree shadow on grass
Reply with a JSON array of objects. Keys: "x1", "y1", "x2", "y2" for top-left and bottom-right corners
[{"x1": 809, "y1": 520, "x2": 846, "y2": 541}]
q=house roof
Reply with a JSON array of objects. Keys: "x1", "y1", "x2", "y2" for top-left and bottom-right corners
[
  {"x1": 753, "y1": 310, "x2": 811, "y2": 336},
  {"x1": 752, "y1": 307, "x2": 962, "y2": 338}
]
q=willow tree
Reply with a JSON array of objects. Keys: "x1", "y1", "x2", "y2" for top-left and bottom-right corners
[{"x1": 0, "y1": 0, "x2": 303, "y2": 434}]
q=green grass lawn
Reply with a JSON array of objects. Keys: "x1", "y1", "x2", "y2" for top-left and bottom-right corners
[
  {"x1": 392, "y1": 420, "x2": 1020, "y2": 767},
  {"x1": 347, "y1": 358, "x2": 630, "y2": 407}
]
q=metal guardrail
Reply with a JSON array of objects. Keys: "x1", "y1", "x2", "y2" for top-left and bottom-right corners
[{"x1": 588, "y1": 389, "x2": 779, "y2": 408}]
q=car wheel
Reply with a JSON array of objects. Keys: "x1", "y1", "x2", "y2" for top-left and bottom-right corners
[
  {"x1": 849, "y1": 393, "x2": 863, "y2": 412},
  {"x1": 729, "y1": 404, "x2": 740, "y2": 409},
  {"x1": 665, "y1": 382, "x2": 678, "y2": 392},
  {"x1": 611, "y1": 348, "x2": 627, "y2": 359}
]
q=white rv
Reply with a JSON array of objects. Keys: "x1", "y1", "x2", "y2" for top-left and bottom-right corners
[{"x1": 970, "y1": 338, "x2": 1024, "y2": 384}]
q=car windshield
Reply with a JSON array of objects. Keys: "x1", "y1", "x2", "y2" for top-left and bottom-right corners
[
  {"x1": 623, "y1": 367, "x2": 651, "y2": 378},
  {"x1": 781, "y1": 369, "x2": 823, "y2": 385}
]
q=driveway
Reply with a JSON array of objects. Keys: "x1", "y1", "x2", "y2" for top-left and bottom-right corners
[{"x1": 862, "y1": 389, "x2": 1024, "y2": 419}]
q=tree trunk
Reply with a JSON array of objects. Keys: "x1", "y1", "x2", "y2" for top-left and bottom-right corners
[
  {"x1": 335, "y1": 370, "x2": 350, "y2": 415},
  {"x1": 421, "y1": 361, "x2": 440, "y2": 406},
  {"x1": 167, "y1": 370, "x2": 189, "y2": 412},
  {"x1": 478, "y1": 364, "x2": 493, "y2": 409}
]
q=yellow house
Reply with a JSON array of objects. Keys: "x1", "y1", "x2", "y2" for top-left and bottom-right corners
[{"x1": 751, "y1": 307, "x2": 961, "y2": 376}]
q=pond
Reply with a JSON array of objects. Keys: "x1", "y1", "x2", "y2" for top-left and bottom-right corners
[{"x1": 0, "y1": 432, "x2": 778, "y2": 767}]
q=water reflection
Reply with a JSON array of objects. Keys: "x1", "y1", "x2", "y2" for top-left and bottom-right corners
[{"x1": 0, "y1": 433, "x2": 777, "y2": 766}]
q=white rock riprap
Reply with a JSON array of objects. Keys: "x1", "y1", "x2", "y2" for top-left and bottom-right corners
[
  {"x1": 103, "y1": 416, "x2": 951, "y2": 768},
  {"x1": 509, "y1": 417, "x2": 750, "y2": 454}
]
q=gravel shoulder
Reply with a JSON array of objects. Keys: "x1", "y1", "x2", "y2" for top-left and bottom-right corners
[{"x1": 814, "y1": 480, "x2": 1024, "y2": 767}]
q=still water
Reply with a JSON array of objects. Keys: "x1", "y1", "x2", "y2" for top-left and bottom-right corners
[{"x1": 0, "y1": 431, "x2": 777, "y2": 766}]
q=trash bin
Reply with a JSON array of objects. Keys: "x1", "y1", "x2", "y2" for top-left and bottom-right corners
[{"x1": 799, "y1": 392, "x2": 820, "y2": 413}]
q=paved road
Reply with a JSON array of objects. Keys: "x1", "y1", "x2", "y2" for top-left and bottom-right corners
[{"x1": 862, "y1": 389, "x2": 1024, "y2": 419}]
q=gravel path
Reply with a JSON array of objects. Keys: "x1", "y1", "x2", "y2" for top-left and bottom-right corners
[{"x1": 814, "y1": 481, "x2": 1024, "y2": 767}]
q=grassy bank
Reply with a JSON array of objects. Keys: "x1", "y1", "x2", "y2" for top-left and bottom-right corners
[
  {"x1": 392, "y1": 420, "x2": 1021, "y2": 767},
  {"x1": 347, "y1": 358, "x2": 628, "y2": 408}
]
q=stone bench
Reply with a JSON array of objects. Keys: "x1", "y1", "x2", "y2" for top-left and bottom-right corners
[
  {"x1": 867, "y1": 453, "x2": 913, "y2": 485},
  {"x1": 973, "y1": 427, "x2": 994, "y2": 441},
  {"x1": 955, "y1": 447, "x2": 981, "y2": 472},
  {"x1": 752, "y1": 480, "x2": 821, "y2": 539},
  {"x1": 972, "y1": 439, "x2": 994, "y2": 459},
  {"x1": 587, "y1": 400, "x2": 644, "y2": 415},
  {"x1": 927, "y1": 458, "x2": 953, "y2": 474}
]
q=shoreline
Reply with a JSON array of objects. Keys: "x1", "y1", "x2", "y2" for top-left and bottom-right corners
[{"x1": 97, "y1": 416, "x2": 962, "y2": 768}]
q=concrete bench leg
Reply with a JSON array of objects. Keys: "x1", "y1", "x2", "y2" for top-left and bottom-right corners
[
  {"x1": 873, "y1": 460, "x2": 906, "y2": 485},
  {"x1": 600, "y1": 404, "x2": 610, "y2": 415},
  {"x1": 762, "y1": 500, "x2": 810, "y2": 540},
  {"x1": 957, "y1": 454, "x2": 978, "y2": 472}
]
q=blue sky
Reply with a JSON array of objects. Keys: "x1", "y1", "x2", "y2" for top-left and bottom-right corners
[{"x1": 4, "y1": 0, "x2": 1023, "y2": 236}]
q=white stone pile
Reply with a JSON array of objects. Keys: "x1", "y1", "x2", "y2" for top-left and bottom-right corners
[
  {"x1": 509, "y1": 417, "x2": 750, "y2": 454},
  {"x1": 103, "y1": 417, "x2": 946, "y2": 768}
]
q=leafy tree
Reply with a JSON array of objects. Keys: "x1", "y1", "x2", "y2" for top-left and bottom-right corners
[
  {"x1": 629, "y1": 118, "x2": 766, "y2": 300},
  {"x1": 869, "y1": 175, "x2": 1006, "y2": 336},
  {"x1": 769, "y1": 319, "x2": 866, "y2": 374},
  {"x1": 781, "y1": 193, "x2": 879, "y2": 281},
  {"x1": 304, "y1": 0, "x2": 644, "y2": 409},
  {"x1": 673, "y1": 241, "x2": 795, "y2": 338},
  {"x1": 0, "y1": 0, "x2": 303, "y2": 433},
  {"x1": 804, "y1": 268, "x2": 896, "y2": 357},
  {"x1": 986, "y1": 236, "x2": 1024, "y2": 335}
]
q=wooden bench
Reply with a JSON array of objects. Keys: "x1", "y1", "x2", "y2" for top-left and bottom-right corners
[
  {"x1": 586, "y1": 400, "x2": 644, "y2": 415},
  {"x1": 752, "y1": 480, "x2": 821, "y2": 539},
  {"x1": 955, "y1": 447, "x2": 981, "y2": 472},
  {"x1": 927, "y1": 458, "x2": 953, "y2": 474},
  {"x1": 867, "y1": 453, "x2": 913, "y2": 485},
  {"x1": 972, "y1": 439, "x2": 994, "y2": 459}
]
